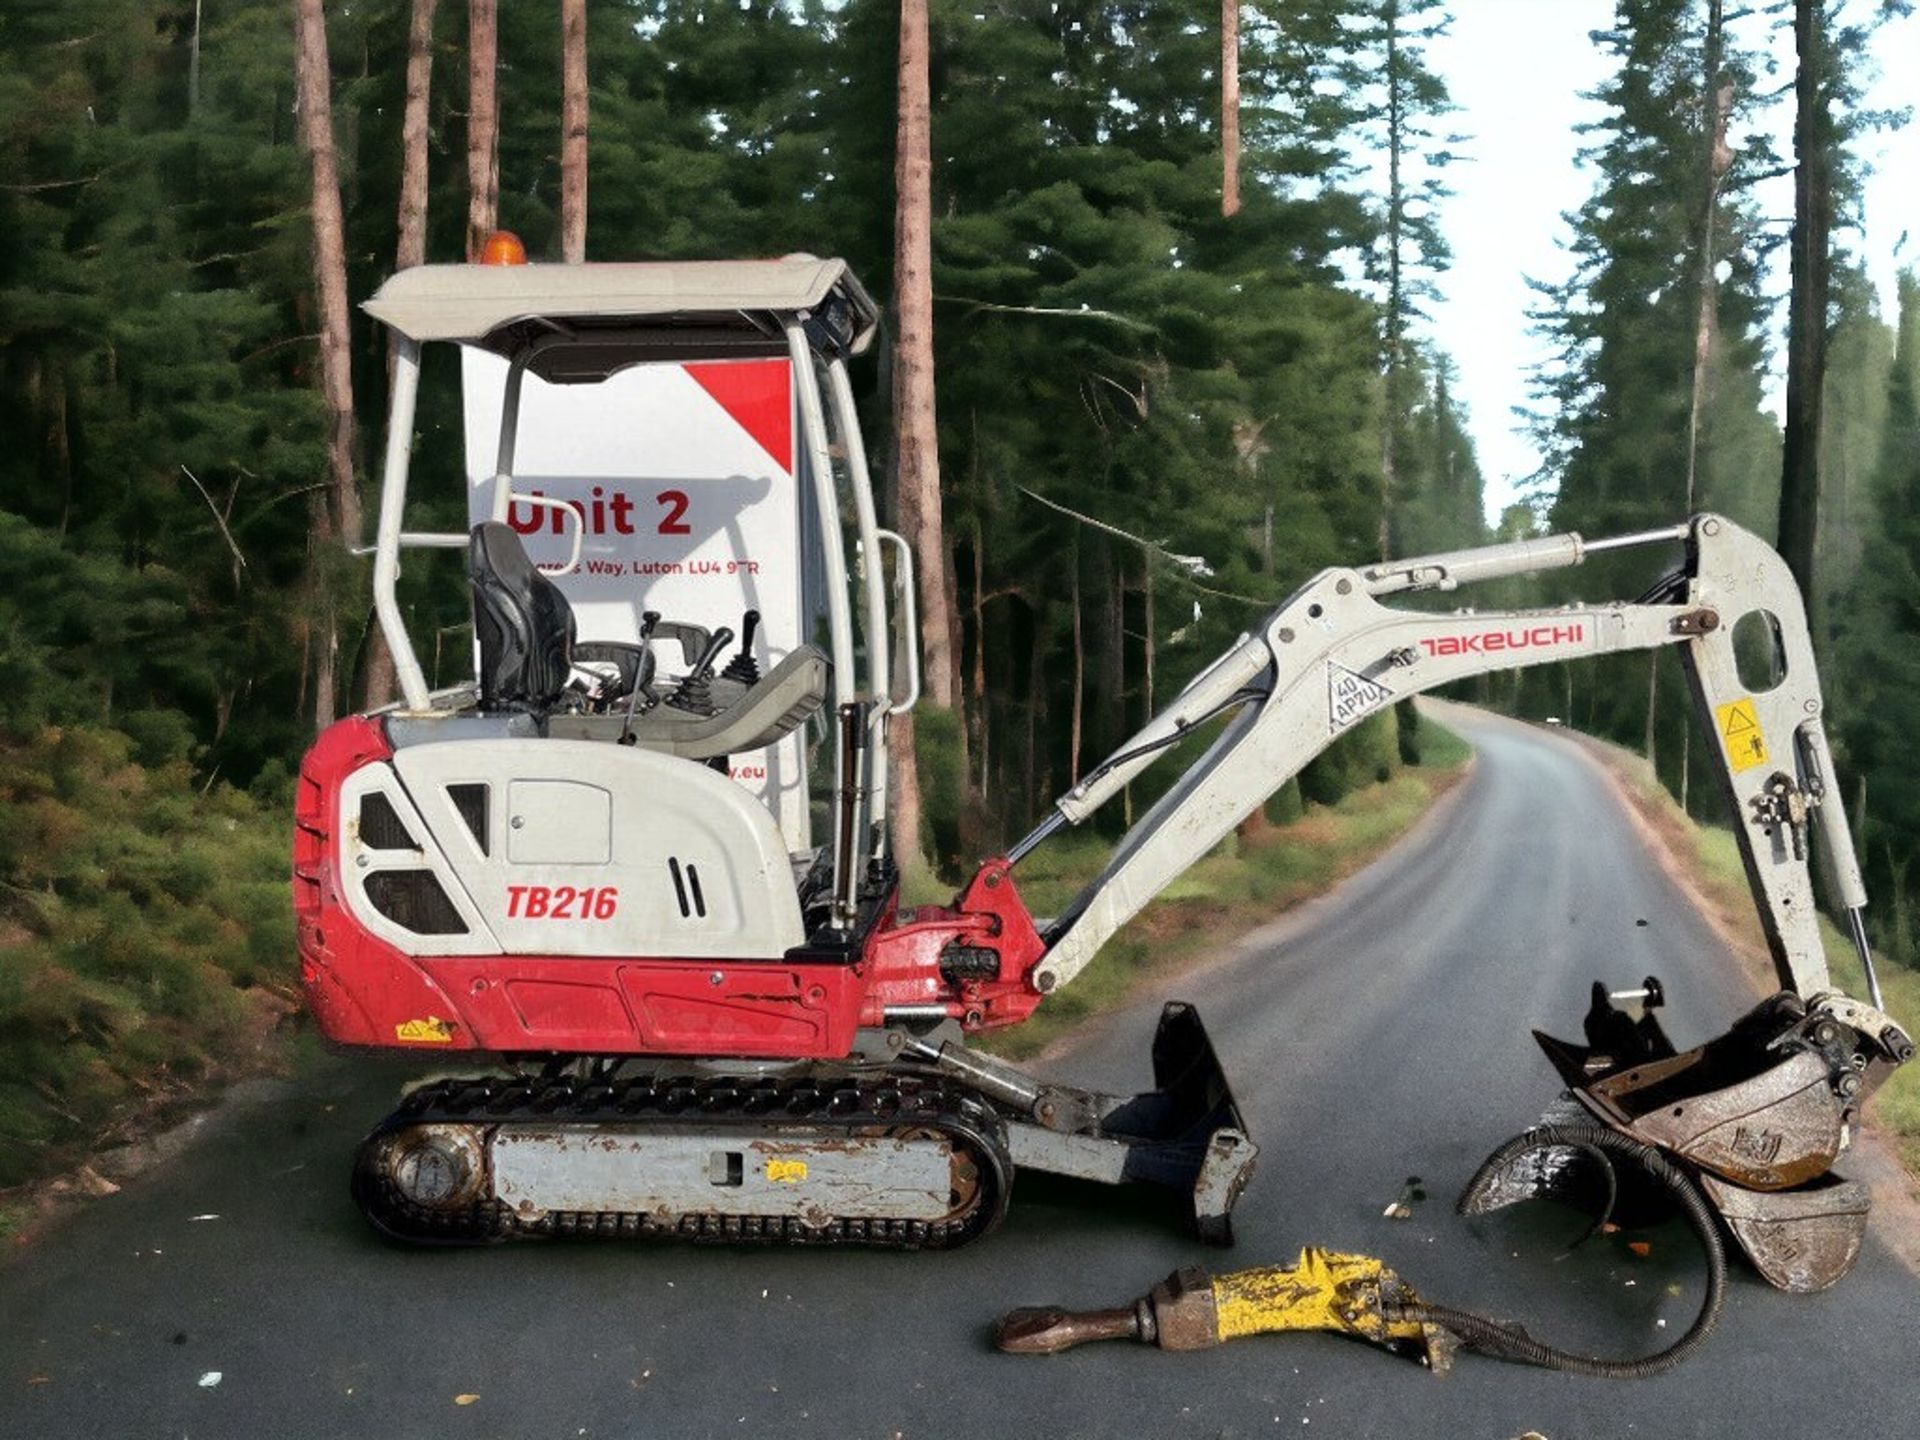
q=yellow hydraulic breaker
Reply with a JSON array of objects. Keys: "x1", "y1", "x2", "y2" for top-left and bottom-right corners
[{"x1": 993, "y1": 1246, "x2": 1457, "y2": 1375}]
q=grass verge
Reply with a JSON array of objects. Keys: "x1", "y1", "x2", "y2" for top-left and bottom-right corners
[
  {"x1": 1572, "y1": 731, "x2": 1920, "y2": 1177},
  {"x1": 973, "y1": 718, "x2": 1474, "y2": 1061}
]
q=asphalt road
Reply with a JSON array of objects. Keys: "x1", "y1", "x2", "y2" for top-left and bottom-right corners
[{"x1": 5, "y1": 708, "x2": 1917, "y2": 1440}]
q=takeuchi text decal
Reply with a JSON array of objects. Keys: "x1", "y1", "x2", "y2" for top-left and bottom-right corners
[{"x1": 1418, "y1": 623, "x2": 1586, "y2": 658}]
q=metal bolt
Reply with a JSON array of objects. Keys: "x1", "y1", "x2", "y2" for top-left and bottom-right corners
[
  {"x1": 1804, "y1": 699, "x2": 1819, "y2": 714},
  {"x1": 1035, "y1": 970, "x2": 1057, "y2": 993},
  {"x1": 1703, "y1": 518, "x2": 1721, "y2": 536},
  {"x1": 985, "y1": 870, "x2": 1001, "y2": 889},
  {"x1": 709, "y1": 971, "x2": 724, "y2": 987},
  {"x1": 355, "y1": 854, "x2": 369, "y2": 869},
  {"x1": 510, "y1": 815, "x2": 525, "y2": 829},
  {"x1": 1277, "y1": 627, "x2": 1295, "y2": 644},
  {"x1": 1336, "y1": 578, "x2": 1352, "y2": 595}
]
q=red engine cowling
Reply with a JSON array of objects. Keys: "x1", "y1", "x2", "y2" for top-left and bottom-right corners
[{"x1": 293, "y1": 717, "x2": 1049, "y2": 1058}]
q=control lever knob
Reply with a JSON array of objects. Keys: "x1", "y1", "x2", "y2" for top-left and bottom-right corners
[
  {"x1": 721, "y1": 609, "x2": 762, "y2": 686},
  {"x1": 667, "y1": 626, "x2": 735, "y2": 714},
  {"x1": 618, "y1": 610, "x2": 668, "y2": 744}
]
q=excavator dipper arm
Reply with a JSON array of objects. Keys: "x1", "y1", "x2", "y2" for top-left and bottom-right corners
[{"x1": 1023, "y1": 514, "x2": 1896, "y2": 1046}]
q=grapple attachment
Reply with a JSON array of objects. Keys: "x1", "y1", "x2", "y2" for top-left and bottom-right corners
[{"x1": 1481, "y1": 978, "x2": 1911, "y2": 1293}]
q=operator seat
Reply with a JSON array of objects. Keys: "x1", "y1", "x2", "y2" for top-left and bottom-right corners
[{"x1": 470, "y1": 521, "x2": 575, "y2": 712}]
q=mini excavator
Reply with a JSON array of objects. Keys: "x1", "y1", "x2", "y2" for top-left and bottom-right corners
[{"x1": 295, "y1": 247, "x2": 1909, "y2": 1294}]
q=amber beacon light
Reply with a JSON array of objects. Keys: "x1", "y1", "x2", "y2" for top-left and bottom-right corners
[{"x1": 477, "y1": 229, "x2": 528, "y2": 266}]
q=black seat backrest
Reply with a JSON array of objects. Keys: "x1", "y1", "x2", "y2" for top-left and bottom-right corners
[{"x1": 469, "y1": 521, "x2": 576, "y2": 712}]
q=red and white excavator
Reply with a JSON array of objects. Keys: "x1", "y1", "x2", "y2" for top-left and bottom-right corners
[{"x1": 295, "y1": 246, "x2": 1909, "y2": 1292}]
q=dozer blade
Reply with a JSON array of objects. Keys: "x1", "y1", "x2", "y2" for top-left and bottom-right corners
[
  {"x1": 1473, "y1": 978, "x2": 1905, "y2": 1293},
  {"x1": 1001, "y1": 1002, "x2": 1257, "y2": 1244}
]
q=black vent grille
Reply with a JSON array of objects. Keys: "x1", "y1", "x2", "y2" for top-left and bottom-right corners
[
  {"x1": 667, "y1": 858, "x2": 708, "y2": 919},
  {"x1": 358, "y1": 792, "x2": 415, "y2": 850},
  {"x1": 365, "y1": 870, "x2": 467, "y2": 935}
]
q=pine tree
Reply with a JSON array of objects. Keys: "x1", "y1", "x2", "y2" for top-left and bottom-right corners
[
  {"x1": 1528, "y1": 0, "x2": 1780, "y2": 794},
  {"x1": 1841, "y1": 271, "x2": 1920, "y2": 961}
]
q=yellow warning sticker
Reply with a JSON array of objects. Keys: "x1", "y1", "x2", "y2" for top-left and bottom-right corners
[
  {"x1": 765, "y1": 1159, "x2": 808, "y2": 1184},
  {"x1": 394, "y1": 1016, "x2": 455, "y2": 1044},
  {"x1": 1716, "y1": 696, "x2": 1769, "y2": 774}
]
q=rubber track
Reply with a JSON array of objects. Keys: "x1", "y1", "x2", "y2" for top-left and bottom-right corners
[{"x1": 353, "y1": 1068, "x2": 1013, "y2": 1250}]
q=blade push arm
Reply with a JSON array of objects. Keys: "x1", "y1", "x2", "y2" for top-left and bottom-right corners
[{"x1": 1027, "y1": 515, "x2": 1878, "y2": 1015}]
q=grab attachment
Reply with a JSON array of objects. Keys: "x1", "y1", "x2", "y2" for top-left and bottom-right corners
[{"x1": 1521, "y1": 976, "x2": 1908, "y2": 1291}]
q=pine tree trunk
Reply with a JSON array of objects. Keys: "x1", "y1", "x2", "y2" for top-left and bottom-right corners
[
  {"x1": 560, "y1": 0, "x2": 589, "y2": 263},
  {"x1": 1069, "y1": 561, "x2": 1084, "y2": 785},
  {"x1": 1378, "y1": 0, "x2": 1403, "y2": 564},
  {"x1": 888, "y1": 0, "x2": 959, "y2": 866},
  {"x1": 1025, "y1": 603, "x2": 1043, "y2": 813},
  {"x1": 465, "y1": 0, "x2": 500, "y2": 261},
  {"x1": 1778, "y1": 0, "x2": 1828, "y2": 597},
  {"x1": 365, "y1": 0, "x2": 440, "y2": 712},
  {"x1": 1220, "y1": 1, "x2": 1240, "y2": 218},
  {"x1": 971, "y1": 516, "x2": 987, "y2": 794},
  {"x1": 1684, "y1": 0, "x2": 1728, "y2": 511},
  {"x1": 294, "y1": 0, "x2": 360, "y2": 728},
  {"x1": 189, "y1": 0, "x2": 203, "y2": 115},
  {"x1": 395, "y1": 0, "x2": 438, "y2": 276}
]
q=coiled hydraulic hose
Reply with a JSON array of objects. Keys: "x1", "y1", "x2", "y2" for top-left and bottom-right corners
[{"x1": 1385, "y1": 1123, "x2": 1726, "y2": 1378}]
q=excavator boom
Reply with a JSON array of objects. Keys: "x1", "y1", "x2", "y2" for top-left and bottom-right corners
[{"x1": 1027, "y1": 514, "x2": 1880, "y2": 1014}]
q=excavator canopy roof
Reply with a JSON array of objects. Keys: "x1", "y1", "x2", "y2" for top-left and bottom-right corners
[{"x1": 361, "y1": 255, "x2": 877, "y2": 381}]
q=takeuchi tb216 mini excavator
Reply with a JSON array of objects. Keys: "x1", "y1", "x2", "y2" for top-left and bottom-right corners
[{"x1": 296, "y1": 247, "x2": 1909, "y2": 1293}]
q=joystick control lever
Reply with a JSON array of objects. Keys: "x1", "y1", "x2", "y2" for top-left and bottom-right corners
[
  {"x1": 721, "y1": 609, "x2": 762, "y2": 686},
  {"x1": 617, "y1": 611, "x2": 665, "y2": 745},
  {"x1": 667, "y1": 626, "x2": 734, "y2": 715}
]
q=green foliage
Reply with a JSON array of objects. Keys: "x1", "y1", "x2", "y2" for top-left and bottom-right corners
[
  {"x1": 1517, "y1": 0, "x2": 1783, "y2": 813},
  {"x1": 910, "y1": 707, "x2": 968, "y2": 880},
  {"x1": 1300, "y1": 708, "x2": 1400, "y2": 804},
  {"x1": 0, "y1": 723, "x2": 293, "y2": 1187},
  {"x1": 1837, "y1": 271, "x2": 1920, "y2": 964}
]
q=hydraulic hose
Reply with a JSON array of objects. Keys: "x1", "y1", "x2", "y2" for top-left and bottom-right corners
[{"x1": 1385, "y1": 1123, "x2": 1726, "y2": 1379}]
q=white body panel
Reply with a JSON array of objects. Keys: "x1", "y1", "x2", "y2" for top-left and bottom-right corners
[
  {"x1": 374, "y1": 739, "x2": 806, "y2": 959},
  {"x1": 338, "y1": 765, "x2": 502, "y2": 957}
]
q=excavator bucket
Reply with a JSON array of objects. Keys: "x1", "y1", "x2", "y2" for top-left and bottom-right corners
[{"x1": 1475, "y1": 978, "x2": 1894, "y2": 1292}]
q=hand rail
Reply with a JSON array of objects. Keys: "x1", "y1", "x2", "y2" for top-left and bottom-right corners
[
  {"x1": 877, "y1": 528, "x2": 920, "y2": 716},
  {"x1": 507, "y1": 493, "x2": 586, "y2": 575}
]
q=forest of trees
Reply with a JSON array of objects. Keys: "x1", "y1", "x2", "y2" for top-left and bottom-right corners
[
  {"x1": 1514, "y1": 0, "x2": 1920, "y2": 965},
  {"x1": 0, "y1": 0, "x2": 1486, "y2": 837},
  {"x1": 0, "y1": 0, "x2": 1915, "y2": 983}
]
